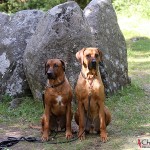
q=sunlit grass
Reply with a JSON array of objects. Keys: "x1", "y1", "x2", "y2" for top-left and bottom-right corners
[
  {"x1": 116, "y1": 14, "x2": 150, "y2": 91},
  {"x1": 117, "y1": 16, "x2": 150, "y2": 39},
  {"x1": 102, "y1": 12, "x2": 150, "y2": 150}
]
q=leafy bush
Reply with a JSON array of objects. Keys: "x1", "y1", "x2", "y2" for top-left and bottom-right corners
[
  {"x1": 0, "y1": 2, "x2": 7, "y2": 12},
  {"x1": 0, "y1": 0, "x2": 91, "y2": 13},
  {"x1": 112, "y1": 0, "x2": 150, "y2": 18},
  {"x1": 0, "y1": 0, "x2": 66, "y2": 13},
  {"x1": 1, "y1": 0, "x2": 149, "y2": 18},
  {"x1": 75, "y1": 0, "x2": 91, "y2": 9}
]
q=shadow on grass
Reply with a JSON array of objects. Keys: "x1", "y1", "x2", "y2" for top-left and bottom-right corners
[{"x1": 126, "y1": 36, "x2": 150, "y2": 52}]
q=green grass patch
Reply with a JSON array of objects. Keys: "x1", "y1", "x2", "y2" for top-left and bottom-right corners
[
  {"x1": 106, "y1": 84, "x2": 150, "y2": 135},
  {"x1": 117, "y1": 16, "x2": 150, "y2": 39},
  {"x1": 0, "y1": 97, "x2": 43, "y2": 124},
  {"x1": 129, "y1": 38, "x2": 150, "y2": 52}
]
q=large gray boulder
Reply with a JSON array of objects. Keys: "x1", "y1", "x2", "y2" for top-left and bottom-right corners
[
  {"x1": 23, "y1": 1, "x2": 93, "y2": 101},
  {"x1": 0, "y1": 10, "x2": 44, "y2": 98},
  {"x1": 84, "y1": 0, "x2": 130, "y2": 93}
]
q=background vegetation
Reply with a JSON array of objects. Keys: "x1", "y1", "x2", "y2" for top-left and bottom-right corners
[
  {"x1": 113, "y1": 0, "x2": 150, "y2": 18},
  {"x1": 1, "y1": 0, "x2": 149, "y2": 18},
  {"x1": 0, "y1": 0, "x2": 91, "y2": 13}
]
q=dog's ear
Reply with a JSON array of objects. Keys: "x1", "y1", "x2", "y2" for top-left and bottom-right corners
[
  {"x1": 45, "y1": 61, "x2": 48, "y2": 75},
  {"x1": 76, "y1": 48, "x2": 85, "y2": 64},
  {"x1": 60, "y1": 59, "x2": 65, "y2": 72},
  {"x1": 98, "y1": 49, "x2": 103, "y2": 62}
]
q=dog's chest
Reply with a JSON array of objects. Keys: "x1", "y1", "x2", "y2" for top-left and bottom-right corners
[
  {"x1": 55, "y1": 95, "x2": 64, "y2": 106},
  {"x1": 84, "y1": 79, "x2": 101, "y2": 93}
]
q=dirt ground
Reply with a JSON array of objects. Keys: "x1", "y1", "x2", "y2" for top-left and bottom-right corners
[
  {"x1": 0, "y1": 120, "x2": 100, "y2": 150},
  {"x1": 0, "y1": 85, "x2": 149, "y2": 150},
  {"x1": 0, "y1": 117, "x2": 150, "y2": 150}
]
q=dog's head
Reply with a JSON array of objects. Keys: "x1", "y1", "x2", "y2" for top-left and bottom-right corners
[
  {"x1": 76, "y1": 47, "x2": 102, "y2": 72},
  {"x1": 45, "y1": 59, "x2": 65, "y2": 80}
]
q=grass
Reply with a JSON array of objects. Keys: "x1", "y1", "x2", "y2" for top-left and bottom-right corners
[
  {"x1": 0, "y1": 97, "x2": 43, "y2": 124},
  {"x1": 106, "y1": 84, "x2": 150, "y2": 133},
  {"x1": 0, "y1": 12, "x2": 150, "y2": 150},
  {"x1": 102, "y1": 12, "x2": 150, "y2": 150}
]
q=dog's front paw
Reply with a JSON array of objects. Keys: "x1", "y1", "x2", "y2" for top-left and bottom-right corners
[
  {"x1": 78, "y1": 131, "x2": 85, "y2": 141},
  {"x1": 66, "y1": 131, "x2": 73, "y2": 139},
  {"x1": 41, "y1": 133, "x2": 49, "y2": 142},
  {"x1": 100, "y1": 132, "x2": 108, "y2": 142}
]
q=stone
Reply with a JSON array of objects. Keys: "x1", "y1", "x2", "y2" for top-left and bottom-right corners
[
  {"x1": 0, "y1": 10, "x2": 44, "y2": 98},
  {"x1": 0, "y1": 0, "x2": 131, "y2": 100},
  {"x1": 84, "y1": 0, "x2": 130, "y2": 93},
  {"x1": 23, "y1": 1, "x2": 93, "y2": 101},
  {"x1": 9, "y1": 98, "x2": 22, "y2": 109}
]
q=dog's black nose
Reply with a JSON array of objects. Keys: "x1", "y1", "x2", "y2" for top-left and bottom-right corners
[
  {"x1": 91, "y1": 59, "x2": 97, "y2": 69},
  {"x1": 47, "y1": 71, "x2": 55, "y2": 79},
  {"x1": 88, "y1": 59, "x2": 97, "y2": 70}
]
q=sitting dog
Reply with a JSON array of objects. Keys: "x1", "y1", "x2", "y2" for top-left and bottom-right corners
[
  {"x1": 41, "y1": 59, "x2": 73, "y2": 141},
  {"x1": 74, "y1": 47, "x2": 111, "y2": 142}
]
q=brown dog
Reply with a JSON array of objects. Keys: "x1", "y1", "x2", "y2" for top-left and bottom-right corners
[
  {"x1": 75, "y1": 47, "x2": 111, "y2": 142},
  {"x1": 41, "y1": 59, "x2": 73, "y2": 141}
]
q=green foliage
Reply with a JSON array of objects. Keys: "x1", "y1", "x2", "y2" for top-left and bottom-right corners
[
  {"x1": 75, "y1": 0, "x2": 91, "y2": 9},
  {"x1": 112, "y1": 0, "x2": 150, "y2": 18},
  {"x1": 0, "y1": 2, "x2": 7, "y2": 12},
  {"x1": 0, "y1": 0, "x2": 66, "y2": 13},
  {"x1": 0, "y1": 0, "x2": 150, "y2": 17},
  {"x1": 0, "y1": 0, "x2": 92, "y2": 13}
]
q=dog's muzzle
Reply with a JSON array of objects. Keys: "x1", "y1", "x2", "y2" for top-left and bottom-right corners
[
  {"x1": 47, "y1": 70, "x2": 56, "y2": 79},
  {"x1": 88, "y1": 59, "x2": 97, "y2": 70}
]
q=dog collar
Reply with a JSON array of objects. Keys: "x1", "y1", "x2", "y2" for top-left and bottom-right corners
[{"x1": 46, "y1": 79, "x2": 65, "y2": 88}]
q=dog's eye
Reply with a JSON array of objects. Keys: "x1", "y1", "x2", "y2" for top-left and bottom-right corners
[
  {"x1": 86, "y1": 54, "x2": 91, "y2": 59},
  {"x1": 54, "y1": 64, "x2": 58, "y2": 68},
  {"x1": 95, "y1": 54, "x2": 99, "y2": 58}
]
